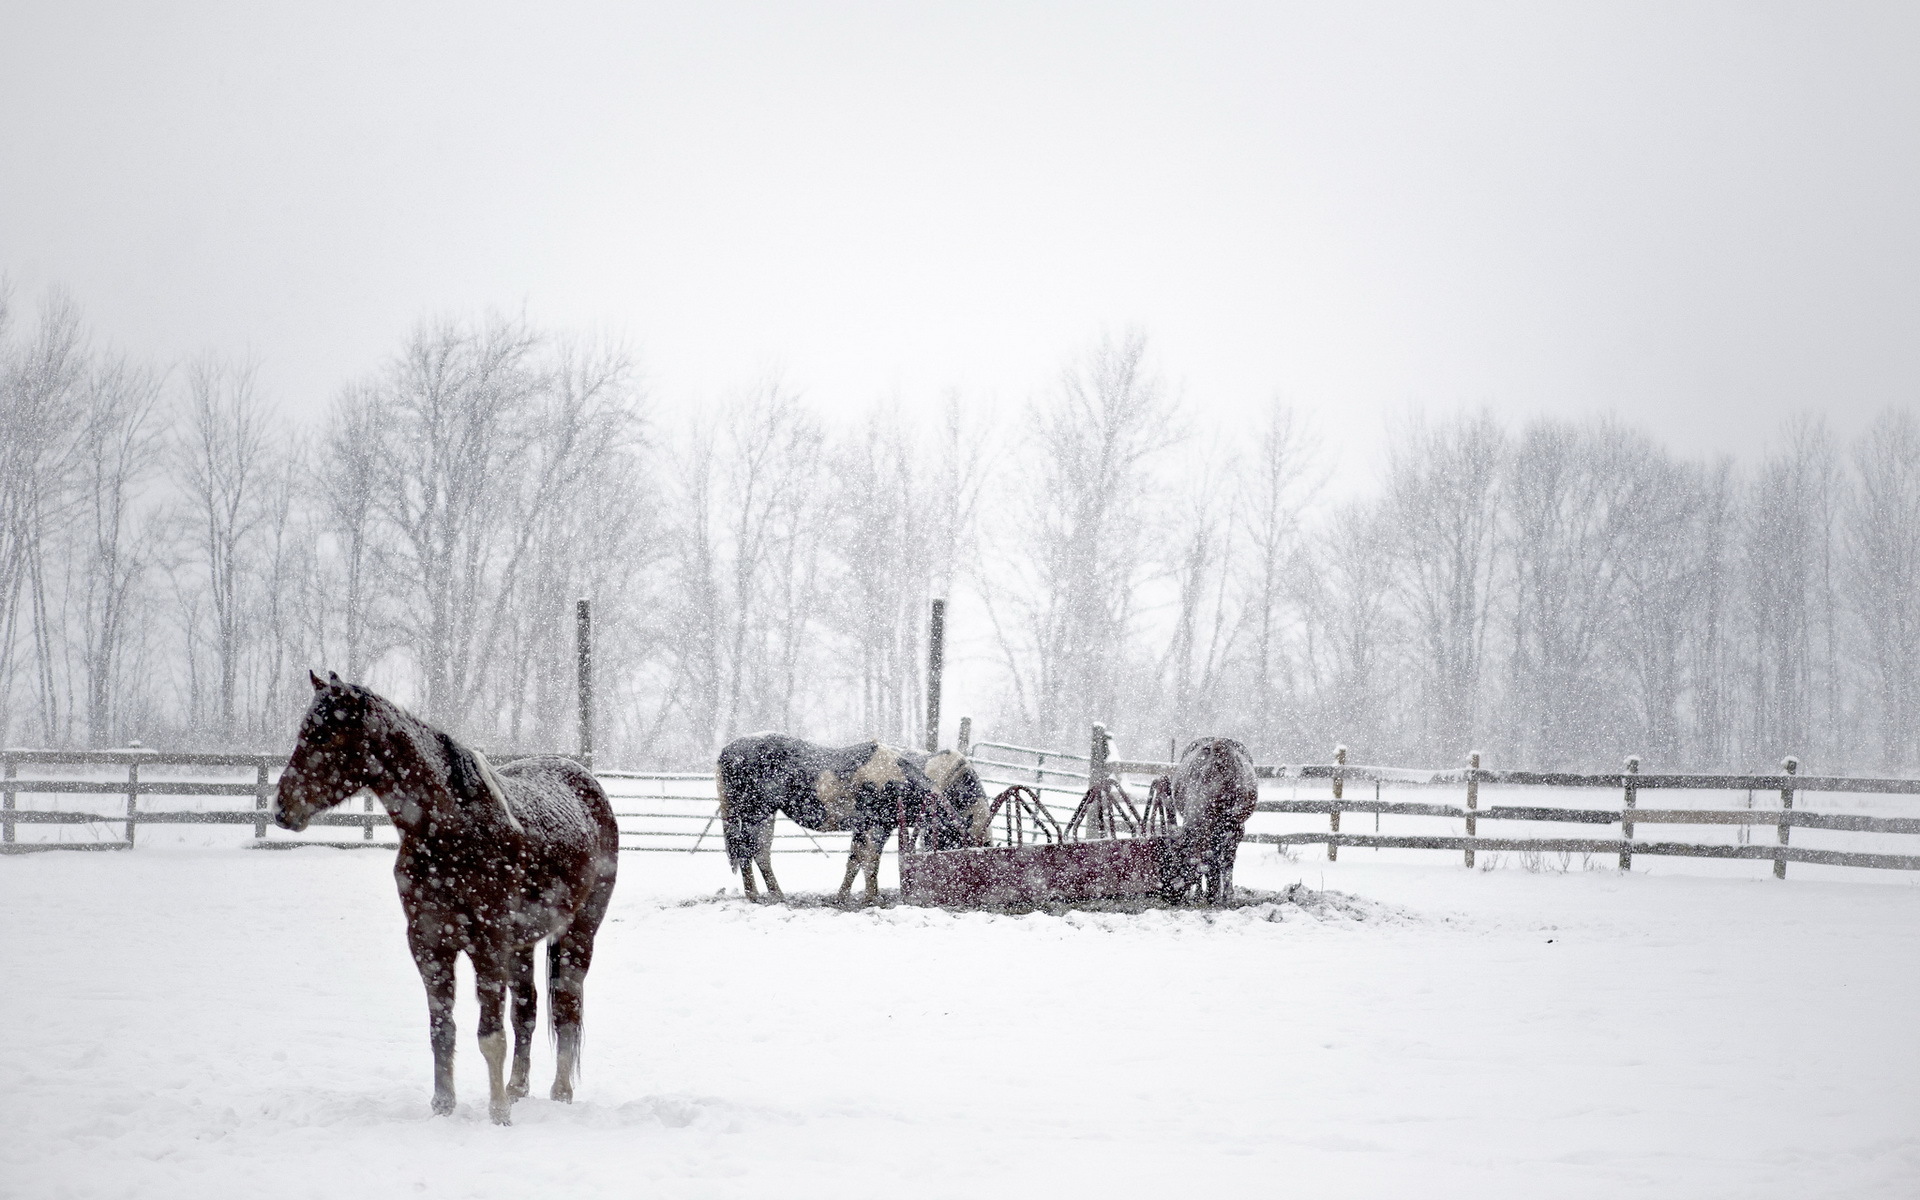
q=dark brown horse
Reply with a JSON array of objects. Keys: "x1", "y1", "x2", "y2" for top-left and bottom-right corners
[
  {"x1": 271, "y1": 672, "x2": 619, "y2": 1124},
  {"x1": 716, "y1": 735, "x2": 988, "y2": 905},
  {"x1": 1168, "y1": 738, "x2": 1260, "y2": 904}
]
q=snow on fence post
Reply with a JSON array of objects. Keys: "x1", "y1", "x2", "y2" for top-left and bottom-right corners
[
  {"x1": 925, "y1": 598, "x2": 946, "y2": 753},
  {"x1": 1776, "y1": 756, "x2": 1798, "y2": 879},
  {"x1": 126, "y1": 761, "x2": 140, "y2": 848},
  {"x1": 1620, "y1": 756, "x2": 1639, "y2": 870},
  {"x1": 1464, "y1": 751, "x2": 1480, "y2": 868},
  {"x1": 576, "y1": 599, "x2": 594, "y2": 772},
  {"x1": 254, "y1": 758, "x2": 270, "y2": 840},
  {"x1": 1329, "y1": 744, "x2": 1346, "y2": 862},
  {"x1": 1089, "y1": 723, "x2": 1110, "y2": 787},
  {"x1": 957, "y1": 717, "x2": 971, "y2": 756}
]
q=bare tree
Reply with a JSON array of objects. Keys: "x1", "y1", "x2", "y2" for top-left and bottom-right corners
[
  {"x1": 1848, "y1": 409, "x2": 1920, "y2": 768},
  {"x1": 1, "y1": 290, "x2": 88, "y2": 744},
  {"x1": 1384, "y1": 412, "x2": 1504, "y2": 760},
  {"x1": 988, "y1": 331, "x2": 1177, "y2": 746},
  {"x1": 1499, "y1": 419, "x2": 1642, "y2": 766},
  {"x1": 1239, "y1": 401, "x2": 1318, "y2": 751},
  {"x1": 1297, "y1": 500, "x2": 1398, "y2": 756},
  {"x1": 176, "y1": 356, "x2": 272, "y2": 741},
  {"x1": 73, "y1": 353, "x2": 166, "y2": 744}
]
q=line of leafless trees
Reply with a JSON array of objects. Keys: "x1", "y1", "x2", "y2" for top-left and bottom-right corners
[{"x1": 3, "y1": 284, "x2": 1917, "y2": 771}]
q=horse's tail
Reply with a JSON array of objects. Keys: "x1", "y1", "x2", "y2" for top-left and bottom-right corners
[{"x1": 716, "y1": 756, "x2": 754, "y2": 871}]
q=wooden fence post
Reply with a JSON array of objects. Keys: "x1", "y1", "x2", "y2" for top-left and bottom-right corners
[
  {"x1": 254, "y1": 758, "x2": 270, "y2": 840},
  {"x1": 126, "y1": 761, "x2": 139, "y2": 848},
  {"x1": 1620, "y1": 755, "x2": 1639, "y2": 870},
  {"x1": 1329, "y1": 744, "x2": 1346, "y2": 862},
  {"x1": 957, "y1": 717, "x2": 971, "y2": 757},
  {"x1": 576, "y1": 599, "x2": 594, "y2": 772},
  {"x1": 925, "y1": 598, "x2": 946, "y2": 753},
  {"x1": 1776, "y1": 756, "x2": 1798, "y2": 879},
  {"x1": 3, "y1": 757, "x2": 14, "y2": 845},
  {"x1": 1464, "y1": 750, "x2": 1480, "y2": 868},
  {"x1": 1089, "y1": 723, "x2": 1109, "y2": 787}
]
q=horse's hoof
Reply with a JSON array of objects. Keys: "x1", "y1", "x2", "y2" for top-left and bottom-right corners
[
  {"x1": 507, "y1": 1081, "x2": 529, "y2": 1099},
  {"x1": 489, "y1": 1100, "x2": 513, "y2": 1126},
  {"x1": 431, "y1": 1094, "x2": 455, "y2": 1116},
  {"x1": 550, "y1": 1082, "x2": 574, "y2": 1104}
]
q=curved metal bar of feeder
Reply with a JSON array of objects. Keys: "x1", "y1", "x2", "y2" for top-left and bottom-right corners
[
  {"x1": 986, "y1": 784, "x2": 1064, "y2": 846},
  {"x1": 1065, "y1": 778, "x2": 1141, "y2": 841}
]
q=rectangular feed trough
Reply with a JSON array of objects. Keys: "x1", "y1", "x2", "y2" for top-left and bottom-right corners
[{"x1": 900, "y1": 835, "x2": 1179, "y2": 907}]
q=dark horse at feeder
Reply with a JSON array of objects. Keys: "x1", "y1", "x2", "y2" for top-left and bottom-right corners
[
  {"x1": 272, "y1": 672, "x2": 619, "y2": 1125},
  {"x1": 1167, "y1": 738, "x2": 1260, "y2": 904},
  {"x1": 716, "y1": 734, "x2": 990, "y2": 904}
]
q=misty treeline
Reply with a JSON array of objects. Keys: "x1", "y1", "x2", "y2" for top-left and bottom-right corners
[{"x1": 3, "y1": 286, "x2": 1918, "y2": 771}]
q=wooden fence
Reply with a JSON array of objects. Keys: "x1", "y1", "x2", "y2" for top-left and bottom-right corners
[
  {"x1": 0, "y1": 751, "x2": 838, "y2": 857},
  {"x1": 9, "y1": 732, "x2": 1920, "y2": 878},
  {"x1": 967, "y1": 726, "x2": 1920, "y2": 878}
]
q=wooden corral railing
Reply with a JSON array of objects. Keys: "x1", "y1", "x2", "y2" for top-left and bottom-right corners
[
  {"x1": 12, "y1": 732, "x2": 1920, "y2": 878},
  {"x1": 971, "y1": 724, "x2": 1920, "y2": 879},
  {"x1": 0, "y1": 751, "x2": 837, "y2": 856}
]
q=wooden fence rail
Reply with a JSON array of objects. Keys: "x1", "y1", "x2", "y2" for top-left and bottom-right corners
[{"x1": 9, "y1": 733, "x2": 1920, "y2": 878}]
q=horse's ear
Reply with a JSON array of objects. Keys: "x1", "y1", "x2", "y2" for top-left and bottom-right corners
[
  {"x1": 328, "y1": 671, "x2": 342, "y2": 685},
  {"x1": 310, "y1": 670, "x2": 327, "y2": 691}
]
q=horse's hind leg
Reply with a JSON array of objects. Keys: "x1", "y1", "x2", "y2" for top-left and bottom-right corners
[
  {"x1": 507, "y1": 944, "x2": 536, "y2": 1098},
  {"x1": 472, "y1": 947, "x2": 514, "y2": 1125},
  {"x1": 548, "y1": 856, "x2": 615, "y2": 1104},
  {"x1": 547, "y1": 921, "x2": 601, "y2": 1103},
  {"x1": 754, "y1": 820, "x2": 783, "y2": 901}
]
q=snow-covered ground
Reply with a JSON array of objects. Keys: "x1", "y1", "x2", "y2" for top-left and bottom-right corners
[{"x1": 2, "y1": 845, "x2": 1916, "y2": 1199}]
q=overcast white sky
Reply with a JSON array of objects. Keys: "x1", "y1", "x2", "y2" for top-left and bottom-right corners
[{"x1": 3, "y1": 1, "x2": 1915, "y2": 471}]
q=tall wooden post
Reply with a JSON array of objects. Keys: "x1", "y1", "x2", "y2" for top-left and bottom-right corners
[
  {"x1": 126, "y1": 761, "x2": 139, "y2": 848},
  {"x1": 3, "y1": 757, "x2": 15, "y2": 845},
  {"x1": 1620, "y1": 755, "x2": 1639, "y2": 871},
  {"x1": 576, "y1": 599, "x2": 594, "y2": 772},
  {"x1": 1464, "y1": 750, "x2": 1480, "y2": 868},
  {"x1": 254, "y1": 758, "x2": 270, "y2": 840},
  {"x1": 1776, "y1": 756, "x2": 1798, "y2": 879},
  {"x1": 1329, "y1": 744, "x2": 1346, "y2": 862},
  {"x1": 924, "y1": 598, "x2": 946, "y2": 753},
  {"x1": 956, "y1": 716, "x2": 972, "y2": 757}
]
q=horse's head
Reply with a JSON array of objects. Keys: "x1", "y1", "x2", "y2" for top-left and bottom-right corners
[
  {"x1": 916, "y1": 751, "x2": 993, "y2": 851},
  {"x1": 273, "y1": 671, "x2": 384, "y2": 832}
]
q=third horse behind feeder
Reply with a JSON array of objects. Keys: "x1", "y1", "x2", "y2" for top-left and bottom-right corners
[
  {"x1": 716, "y1": 734, "x2": 990, "y2": 905},
  {"x1": 1167, "y1": 738, "x2": 1260, "y2": 904}
]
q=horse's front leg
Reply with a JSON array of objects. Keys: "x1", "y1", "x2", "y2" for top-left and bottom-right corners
[
  {"x1": 862, "y1": 829, "x2": 885, "y2": 906},
  {"x1": 507, "y1": 943, "x2": 536, "y2": 1098},
  {"x1": 472, "y1": 945, "x2": 514, "y2": 1125},
  {"x1": 836, "y1": 836, "x2": 863, "y2": 905},
  {"x1": 409, "y1": 933, "x2": 459, "y2": 1116}
]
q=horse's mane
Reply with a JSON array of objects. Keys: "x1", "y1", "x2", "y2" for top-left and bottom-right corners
[{"x1": 353, "y1": 685, "x2": 524, "y2": 835}]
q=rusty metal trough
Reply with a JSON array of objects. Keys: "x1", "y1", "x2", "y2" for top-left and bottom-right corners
[{"x1": 898, "y1": 778, "x2": 1185, "y2": 907}]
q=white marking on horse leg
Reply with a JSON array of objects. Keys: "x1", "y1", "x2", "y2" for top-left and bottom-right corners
[
  {"x1": 479, "y1": 1032, "x2": 511, "y2": 1125},
  {"x1": 551, "y1": 1026, "x2": 579, "y2": 1103}
]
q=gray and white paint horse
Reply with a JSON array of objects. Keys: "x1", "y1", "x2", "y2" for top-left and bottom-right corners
[{"x1": 716, "y1": 734, "x2": 990, "y2": 904}]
